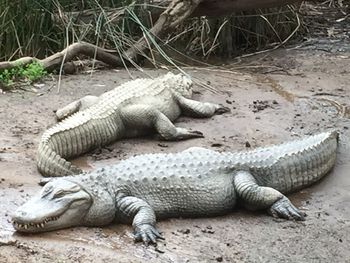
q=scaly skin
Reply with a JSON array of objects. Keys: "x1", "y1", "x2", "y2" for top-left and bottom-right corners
[
  {"x1": 14, "y1": 131, "x2": 338, "y2": 245},
  {"x1": 37, "y1": 72, "x2": 229, "y2": 177}
]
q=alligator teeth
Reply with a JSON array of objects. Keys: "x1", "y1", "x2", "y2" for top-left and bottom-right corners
[{"x1": 13, "y1": 216, "x2": 60, "y2": 230}]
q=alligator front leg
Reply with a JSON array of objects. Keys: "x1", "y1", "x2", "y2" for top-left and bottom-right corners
[
  {"x1": 56, "y1": 95, "x2": 99, "y2": 121},
  {"x1": 117, "y1": 196, "x2": 164, "y2": 245},
  {"x1": 176, "y1": 95, "x2": 230, "y2": 117},
  {"x1": 233, "y1": 171, "x2": 304, "y2": 220},
  {"x1": 120, "y1": 104, "x2": 204, "y2": 140}
]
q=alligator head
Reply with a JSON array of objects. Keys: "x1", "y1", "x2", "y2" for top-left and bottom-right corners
[
  {"x1": 164, "y1": 72, "x2": 193, "y2": 98},
  {"x1": 12, "y1": 179, "x2": 93, "y2": 232}
]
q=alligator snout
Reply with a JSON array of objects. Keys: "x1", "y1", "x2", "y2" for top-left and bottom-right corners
[
  {"x1": 18, "y1": 211, "x2": 27, "y2": 217},
  {"x1": 12, "y1": 209, "x2": 29, "y2": 221},
  {"x1": 12, "y1": 205, "x2": 39, "y2": 223}
]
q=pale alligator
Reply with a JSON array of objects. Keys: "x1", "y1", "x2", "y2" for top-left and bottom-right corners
[
  {"x1": 37, "y1": 72, "x2": 229, "y2": 177},
  {"x1": 13, "y1": 131, "x2": 338, "y2": 244}
]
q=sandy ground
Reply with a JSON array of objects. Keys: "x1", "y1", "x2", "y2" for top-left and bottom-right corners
[{"x1": 0, "y1": 40, "x2": 350, "y2": 262}]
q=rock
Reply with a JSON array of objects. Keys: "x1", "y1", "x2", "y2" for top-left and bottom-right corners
[
  {"x1": 201, "y1": 226, "x2": 215, "y2": 234},
  {"x1": 178, "y1": 228, "x2": 190, "y2": 234},
  {"x1": 0, "y1": 235, "x2": 16, "y2": 246},
  {"x1": 216, "y1": 256, "x2": 223, "y2": 262}
]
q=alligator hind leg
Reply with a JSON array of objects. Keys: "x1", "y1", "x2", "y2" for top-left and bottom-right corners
[
  {"x1": 120, "y1": 104, "x2": 204, "y2": 140},
  {"x1": 233, "y1": 171, "x2": 304, "y2": 220},
  {"x1": 56, "y1": 95, "x2": 99, "y2": 121},
  {"x1": 176, "y1": 95, "x2": 230, "y2": 117}
]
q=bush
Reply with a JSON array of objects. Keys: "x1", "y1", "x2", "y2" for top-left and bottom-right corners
[{"x1": 0, "y1": 61, "x2": 47, "y2": 87}]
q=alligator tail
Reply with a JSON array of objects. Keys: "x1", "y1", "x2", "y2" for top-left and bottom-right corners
[{"x1": 37, "y1": 142, "x2": 83, "y2": 177}]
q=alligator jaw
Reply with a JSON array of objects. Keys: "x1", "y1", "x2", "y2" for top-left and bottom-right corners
[{"x1": 12, "y1": 215, "x2": 61, "y2": 232}]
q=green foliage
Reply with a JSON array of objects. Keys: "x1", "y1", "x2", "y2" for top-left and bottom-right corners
[
  {"x1": 0, "y1": 61, "x2": 47, "y2": 87},
  {"x1": 0, "y1": 69, "x2": 14, "y2": 86},
  {"x1": 21, "y1": 61, "x2": 47, "y2": 82}
]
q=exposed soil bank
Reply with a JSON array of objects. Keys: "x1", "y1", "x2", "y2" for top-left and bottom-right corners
[{"x1": 0, "y1": 42, "x2": 349, "y2": 262}]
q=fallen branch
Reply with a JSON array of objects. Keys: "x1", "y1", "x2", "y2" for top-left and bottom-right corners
[{"x1": 0, "y1": 42, "x2": 122, "y2": 71}]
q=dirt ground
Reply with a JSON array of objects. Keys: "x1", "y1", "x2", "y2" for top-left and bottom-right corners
[{"x1": 0, "y1": 38, "x2": 350, "y2": 262}]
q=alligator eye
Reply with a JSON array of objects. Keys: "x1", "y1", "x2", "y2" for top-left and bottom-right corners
[{"x1": 53, "y1": 190, "x2": 65, "y2": 198}]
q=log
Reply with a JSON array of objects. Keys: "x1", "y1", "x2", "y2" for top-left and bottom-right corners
[{"x1": 192, "y1": 0, "x2": 304, "y2": 17}]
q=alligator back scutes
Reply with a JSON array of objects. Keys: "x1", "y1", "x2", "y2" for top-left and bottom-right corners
[{"x1": 41, "y1": 111, "x2": 92, "y2": 143}]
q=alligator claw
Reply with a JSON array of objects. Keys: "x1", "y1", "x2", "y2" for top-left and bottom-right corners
[
  {"x1": 174, "y1": 128, "x2": 204, "y2": 140},
  {"x1": 268, "y1": 196, "x2": 305, "y2": 221},
  {"x1": 134, "y1": 224, "x2": 164, "y2": 245},
  {"x1": 215, "y1": 105, "x2": 231, "y2": 114},
  {"x1": 188, "y1": 130, "x2": 204, "y2": 137}
]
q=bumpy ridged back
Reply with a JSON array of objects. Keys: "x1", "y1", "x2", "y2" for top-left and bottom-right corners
[{"x1": 89, "y1": 131, "x2": 338, "y2": 194}]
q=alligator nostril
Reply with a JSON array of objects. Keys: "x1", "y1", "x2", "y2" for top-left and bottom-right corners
[{"x1": 20, "y1": 211, "x2": 27, "y2": 216}]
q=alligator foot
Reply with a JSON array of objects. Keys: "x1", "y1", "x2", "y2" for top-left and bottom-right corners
[
  {"x1": 215, "y1": 105, "x2": 231, "y2": 114},
  {"x1": 268, "y1": 197, "x2": 305, "y2": 221},
  {"x1": 134, "y1": 224, "x2": 164, "y2": 245}
]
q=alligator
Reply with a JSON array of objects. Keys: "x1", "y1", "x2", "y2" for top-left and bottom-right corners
[
  {"x1": 37, "y1": 72, "x2": 229, "y2": 177},
  {"x1": 13, "y1": 131, "x2": 338, "y2": 245}
]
